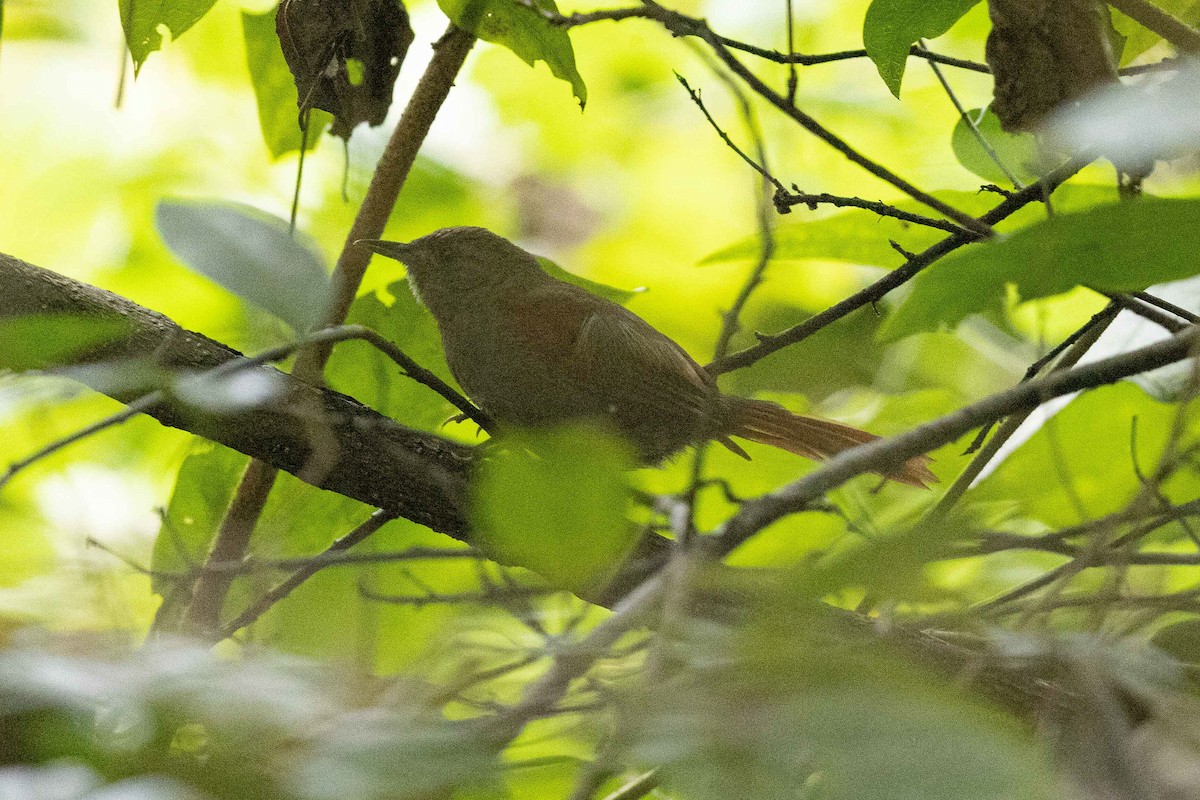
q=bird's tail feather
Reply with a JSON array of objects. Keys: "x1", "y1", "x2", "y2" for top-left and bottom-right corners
[{"x1": 723, "y1": 398, "x2": 936, "y2": 488}]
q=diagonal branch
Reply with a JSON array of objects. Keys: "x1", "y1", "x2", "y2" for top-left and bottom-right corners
[
  {"x1": 711, "y1": 327, "x2": 1200, "y2": 558},
  {"x1": 706, "y1": 159, "x2": 1085, "y2": 375}
]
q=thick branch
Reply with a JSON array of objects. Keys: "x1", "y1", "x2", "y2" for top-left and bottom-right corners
[{"x1": 0, "y1": 252, "x2": 472, "y2": 532}]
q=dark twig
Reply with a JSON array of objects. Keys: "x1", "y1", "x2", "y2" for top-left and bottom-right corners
[
  {"x1": 784, "y1": 0, "x2": 798, "y2": 104},
  {"x1": 674, "y1": 73, "x2": 786, "y2": 194},
  {"x1": 523, "y1": 2, "x2": 992, "y2": 73},
  {"x1": 1132, "y1": 291, "x2": 1200, "y2": 324},
  {"x1": 1107, "y1": 0, "x2": 1200, "y2": 53},
  {"x1": 359, "y1": 583, "x2": 553, "y2": 607},
  {"x1": 0, "y1": 325, "x2": 490, "y2": 495},
  {"x1": 219, "y1": 508, "x2": 399, "y2": 640},
  {"x1": 922, "y1": 39, "x2": 1025, "y2": 189},
  {"x1": 707, "y1": 158, "x2": 1084, "y2": 375},
  {"x1": 1104, "y1": 292, "x2": 1188, "y2": 333},
  {"x1": 774, "y1": 190, "x2": 967, "y2": 232}
]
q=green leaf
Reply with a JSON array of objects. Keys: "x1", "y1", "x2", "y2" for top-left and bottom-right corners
[
  {"x1": 863, "y1": 0, "x2": 982, "y2": 97},
  {"x1": 881, "y1": 198, "x2": 1200, "y2": 341},
  {"x1": 630, "y1": 611, "x2": 1052, "y2": 800},
  {"x1": 0, "y1": 314, "x2": 131, "y2": 372},
  {"x1": 972, "y1": 382, "x2": 1197, "y2": 527},
  {"x1": 701, "y1": 191, "x2": 994, "y2": 268},
  {"x1": 156, "y1": 199, "x2": 332, "y2": 333},
  {"x1": 471, "y1": 423, "x2": 636, "y2": 594},
  {"x1": 1152, "y1": 619, "x2": 1200, "y2": 665},
  {"x1": 438, "y1": 0, "x2": 587, "y2": 108},
  {"x1": 242, "y1": 9, "x2": 332, "y2": 159},
  {"x1": 951, "y1": 107, "x2": 1042, "y2": 186},
  {"x1": 1113, "y1": 0, "x2": 1200, "y2": 64},
  {"x1": 537, "y1": 256, "x2": 642, "y2": 304},
  {"x1": 150, "y1": 440, "x2": 247, "y2": 598},
  {"x1": 119, "y1": 0, "x2": 218, "y2": 73}
]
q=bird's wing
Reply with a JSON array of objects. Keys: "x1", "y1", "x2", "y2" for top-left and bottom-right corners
[{"x1": 506, "y1": 283, "x2": 715, "y2": 417}]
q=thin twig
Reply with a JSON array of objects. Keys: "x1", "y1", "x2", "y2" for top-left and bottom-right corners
[
  {"x1": 928, "y1": 302, "x2": 1120, "y2": 517},
  {"x1": 1105, "y1": 292, "x2": 1189, "y2": 333},
  {"x1": 219, "y1": 508, "x2": 399, "y2": 640},
  {"x1": 600, "y1": 771, "x2": 660, "y2": 800},
  {"x1": 674, "y1": 73, "x2": 785, "y2": 194},
  {"x1": 922, "y1": 39, "x2": 1025, "y2": 188},
  {"x1": 358, "y1": 582, "x2": 553, "y2": 607},
  {"x1": 784, "y1": 0, "x2": 798, "y2": 104},
  {"x1": 707, "y1": 159, "x2": 1084, "y2": 375},
  {"x1": 1132, "y1": 291, "x2": 1200, "y2": 324},
  {"x1": 774, "y1": 190, "x2": 967, "y2": 232}
]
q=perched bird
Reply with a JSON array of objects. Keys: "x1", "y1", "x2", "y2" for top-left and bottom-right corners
[{"x1": 359, "y1": 227, "x2": 935, "y2": 487}]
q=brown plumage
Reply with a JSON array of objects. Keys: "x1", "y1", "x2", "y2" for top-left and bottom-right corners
[{"x1": 359, "y1": 227, "x2": 935, "y2": 488}]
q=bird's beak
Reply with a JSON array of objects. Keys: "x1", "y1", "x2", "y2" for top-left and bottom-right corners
[{"x1": 356, "y1": 239, "x2": 412, "y2": 262}]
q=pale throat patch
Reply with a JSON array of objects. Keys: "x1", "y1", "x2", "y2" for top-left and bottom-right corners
[{"x1": 405, "y1": 270, "x2": 426, "y2": 307}]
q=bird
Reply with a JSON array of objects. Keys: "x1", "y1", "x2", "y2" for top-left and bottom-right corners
[{"x1": 358, "y1": 227, "x2": 935, "y2": 487}]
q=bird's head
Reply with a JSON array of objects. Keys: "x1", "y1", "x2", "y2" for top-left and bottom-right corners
[{"x1": 358, "y1": 227, "x2": 544, "y2": 315}]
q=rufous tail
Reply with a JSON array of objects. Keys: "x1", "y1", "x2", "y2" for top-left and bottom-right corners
[{"x1": 722, "y1": 398, "x2": 937, "y2": 488}]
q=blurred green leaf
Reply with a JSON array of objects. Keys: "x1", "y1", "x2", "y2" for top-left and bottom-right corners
[
  {"x1": 242, "y1": 9, "x2": 332, "y2": 159},
  {"x1": 862, "y1": 0, "x2": 982, "y2": 97},
  {"x1": 1152, "y1": 619, "x2": 1200, "y2": 665},
  {"x1": 155, "y1": 199, "x2": 331, "y2": 333},
  {"x1": 438, "y1": 0, "x2": 587, "y2": 108},
  {"x1": 119, "y1": 0, "x2": 218, "y2": 73},
  {"x1": 701, "y1": 191, "x2": 992, "y2": 268},
  {"x1": 1113, "y1": 0, "x2": 1200, "y2": 64},
  {"x1": 0, "y1": 641, "x2": 500, "y2": 799},
  {"x1": 881, "y1": 198, "x2": 1200, "y2": 341},
  {"x1": 3, "y1": 5, "x2": 80, "y2": 41},
  {"x1": 150, "y1": 440, "x2": 247, "y2": 599},
  {"x1": 630, "y1": 610, "x2": 1051, "y2": 800},
  {"x1": 0, "y1": 501, "x2": 55, "y2": 590},
  {"x1": 725, "y1": 304, "x2": 884, "y2": 401},
  {"x1": 0, "y1": 315, "x2": 130, "y2": 372},
  {"x1": 471, "y1": 423, "x2": 636, "y2": 594},
  {"x1": 973, "y1": 382, "x2": 1198, "y2": 526},
  {"x1": 951, "y1": 107, "x2": 1041, "y2": 186},
  {"x1": 537, "y1": 256, "x2": 642, "y2": 304}
]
